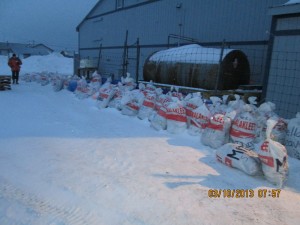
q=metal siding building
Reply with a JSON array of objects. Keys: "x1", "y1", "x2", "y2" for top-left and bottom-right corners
[
  {"x1": 77, "y1": 0, "x2": 286, "y2": 83},
  {"x1": 264, "y1": 2, "x2": 300, "y2": 118}
]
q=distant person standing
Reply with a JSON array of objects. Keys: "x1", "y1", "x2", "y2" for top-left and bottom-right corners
[{"x1": 8, "y1": 53, "x2": 22, "y2": 84}]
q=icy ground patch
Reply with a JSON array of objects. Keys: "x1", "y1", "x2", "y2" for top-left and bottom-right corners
[{"x1": 0, "y1": 82, "x2": 300, "y2": 225}]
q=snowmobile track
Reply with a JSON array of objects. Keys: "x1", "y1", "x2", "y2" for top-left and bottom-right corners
[{"x1": 0, "y1": 178, "x2": 97, "y2": 225}]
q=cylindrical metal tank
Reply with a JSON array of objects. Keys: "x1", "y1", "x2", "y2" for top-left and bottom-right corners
[{"x1": 143, "y1": 44, "x2": 250, "y2": 90}]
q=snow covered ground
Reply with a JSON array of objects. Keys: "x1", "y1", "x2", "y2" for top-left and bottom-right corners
[{"x1": 0, "y1": 54, "x2": 300, "y2": 225}]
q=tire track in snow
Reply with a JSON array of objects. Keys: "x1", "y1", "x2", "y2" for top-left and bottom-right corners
[{"x1": 0, "y1": 178, "x2": 98, "y2": 225}]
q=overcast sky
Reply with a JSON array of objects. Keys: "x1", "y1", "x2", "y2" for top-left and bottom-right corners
[{"x1": 0, "y1": 0, "x2": 98, "y2": 51}]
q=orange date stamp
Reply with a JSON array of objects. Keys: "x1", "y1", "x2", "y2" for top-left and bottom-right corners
[{"x1": 208, "y1": 189, "x2": 281, "y2": 198}]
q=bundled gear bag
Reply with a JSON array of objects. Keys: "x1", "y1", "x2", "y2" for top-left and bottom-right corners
[
  {"x1": 216, "y1": 143, "x2": 262, "y2": 176},
  {"x1": 257, "y1": 118, "x2": 289, "y2": 187}
]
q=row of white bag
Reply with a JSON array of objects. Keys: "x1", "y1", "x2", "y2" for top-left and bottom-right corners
[
  {"x1": 183, "y1": 94, "x2": 292, "y2": 187},
  {"x1": 22, "y1": 72, "x2": 68, "y2": 87},
  {"x1": 22, "y1": 71, "x2": 102, "y2": 94},
  {"x1": 45, "y1": 73, "x2": 298, "y2": 175},
  {"x1": 33, "y1": 73, "x2": 295, "y2": 188},
  {"x1": 94, "y1": 80, "x2": 299, "y2": 187},
  {"x1": 94, "y1": 78, "x2": 299, "y2": 156}
]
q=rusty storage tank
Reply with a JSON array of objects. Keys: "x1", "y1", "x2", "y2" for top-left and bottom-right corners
[{"x1": 143, "y1": 44, "x2": 250, "y2": 90}]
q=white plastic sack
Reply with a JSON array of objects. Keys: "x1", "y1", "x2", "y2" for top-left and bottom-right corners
[
  {"x1": 225, "y1": 94, "x2": 245, "y2": 120},
  {"x1": 121, "y1": 72, "x2": 136, "y2": 91},
  {"x1": 122, "y1": 100, "x2": 140, "y2": 116},
  {"x1": 271, "y1": 118, "x2": 288, "y2": 144},
  {"x1": 52, "y1": 77, "x2": 64, "y2": 92},
  {"x1": 108, "y1": 86, "x2": 123, "y2": 110},
  {"x1": 256, "y1": 101, "x2": 277, "y2": 142},
  {"x1": 188, "y1": 103, "x2": 211, "y2": 136},
  {"x1": 257, "y1": 119, "x2": 289, "y2": 187},
  {"x1": 40, "y1": 74, "x2": 50, "y2": 86},
  {"x1": 76, "y1": 87, "x2": 90, "y2": 99},
  {"x1": 23, "y1": 73, "x2": 32, "y2": 82},
  {"x1": 201, "y1": 114, "x2": 232, "y2": 149},
  {"x1": 97, "y1": 86, "x2": 116, "y2": 109},
  {"x1": 285, "y1": 112, "x2": 300, "y2": 159},
  {"x1": 216, "y1": 143, "x2": 262, "y2": 176},
  {"x1": 168, "y1": 86, "x2": 184, "y2": 101},
  {"x1": 257, "y1": 116, "x2": 287, "y2": 145},
  {"x1": 184, "y1": 92, "x2": 203, "y2": 128},
  {"x1": 89, "y1": 71, "x2": 102, "y2": 91},
  {"x1": 151, "y1": 94, "x2": 172, "y2": 130},
  {"x1": 154, "y1": 94, "x2": 170, "y2": 112},
  {"x1": 230, "y1": 104, "x2": 258, "y2": 149},
  {"x1": 63, "y1": 78, "x2": 70, "y2": 89},
  {"x1": 121, "y1": 89, "x2": 144, "y2": 116},
  {"x1": 138, "y1": 92, "x2": 156, "y2": 120},
  {"x1": 75, "y1": 78, "x2": 89, "y2": 98},
  {"x1": 151, "y1": 104, "x2": 168, "y2": 131},
  {"x1": 145, "y1": 81, "x2": 156, "y2": 92},
  {"x1": 166, "y1": 100, "x2": 187, "y2": 134},
  {"x1": 207, "y1": 96, "x2": 223, "y2": 115}
]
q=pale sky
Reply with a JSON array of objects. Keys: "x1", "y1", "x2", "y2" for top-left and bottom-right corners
[{"x1": 0, "y1": 0, "x2": 98, "y2": 51}]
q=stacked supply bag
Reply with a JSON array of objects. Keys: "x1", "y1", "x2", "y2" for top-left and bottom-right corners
[
  {"x1": 97, "y1": 77, "x2": 116, "y2": 109},
  {"x1": 138, "y1": 91, "x2": 157, "y2": 120},
  {"x1": 137, "y1": 81, "x2": 157, "y2": 120},
  {"x1": 108, "y1": 82, "x2": 125, "y2": 110},
  {"x1": 40, "y1": 73, "x2": 50, "y2": 86},
  {"x1": 201, "y1": 113, "x2": 232, "y2": 149},
  {"x1": 186, "y1": 94, "x2": 211, "y2": 136},
  {"x1": 121, "y1": 72, "x2": 136, "y2": 91},
  {"x1": 185, "y1": 93, "x2": 202, "y2": 126},
  {"x1": 229, "y1": 97, "x2": 258, "y2": 150},
  {"x1": 257, "y1": 118, "x2": 289, "y2": 187},
  {"x1": 75, "y1": 77, "x2": 89, "y2": 99},
  {"x1": 89, "y1": 71, "x2": 102, "y2": 96},
  {"x1": 151, "y1": 94, "x2": 172, "y2": 130},
  {"x1": 52, "y1": 75, "x2": 65, "y2": 92},
  {"x1": 216, "y1": 143, "x2": 262, "y2": 176},
  {"x1": 256, "y1": 102, "x2": 288, "y2": 145},
  {"x1": 166, "y1": 99, "x2": 187, "y2": 134},
  {"x1": 285, "y1": 112, "x2": 300, "y2": 159},
  {"x1": 121, "y1": 87, "x2": 145, "y2": 117},
  {"x1": 201, "y1": 96, "x2": 231, "y2": 148}
]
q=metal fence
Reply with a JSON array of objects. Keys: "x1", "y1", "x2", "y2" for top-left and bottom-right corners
[
  {"x1": 77, "y1": 39, "x2": 299, "y2": 119},
  {"x1": 264, "y1": 49, "x2": 300, "y2": 119},
  {"x1": 93, "y1": 38, "x2": 140, "y2": 82},
  {"x1": 94, "y1": 43, "x2": 269, "y2": 85}
]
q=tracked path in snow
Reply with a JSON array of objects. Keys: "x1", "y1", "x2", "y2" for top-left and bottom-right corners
[{"x1": 0, "y1": 178, "x2": 98, "y2": 225}]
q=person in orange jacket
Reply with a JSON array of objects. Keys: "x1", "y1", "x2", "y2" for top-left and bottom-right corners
[{"x1": 8, "y1": 53, "x2": 22, "y2": 84}]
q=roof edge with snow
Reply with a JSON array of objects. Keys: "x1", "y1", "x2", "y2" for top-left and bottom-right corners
[{"x1": 268, "y1": 0, "x2": 300, "y2": 15}]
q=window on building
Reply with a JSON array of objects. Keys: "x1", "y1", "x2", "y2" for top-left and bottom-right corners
[{"x1": 116, "y1": 0, "x2": 124, "y2": 9}]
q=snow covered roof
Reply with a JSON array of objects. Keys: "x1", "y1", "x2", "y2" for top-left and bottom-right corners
[
  {"x1": 0, "y1": 42, "x2": 53, "y2": 56},
  {"x1": 269, "y1": 0, "x2": 300, "y2": 15},
  {"x1": 284, "y1": 0, "x2": 300, "y2": 5},
  {"x1": 149, "y1": 44, "x2": 235, "y2": 64}
]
